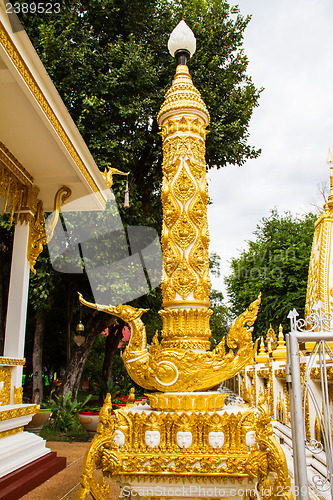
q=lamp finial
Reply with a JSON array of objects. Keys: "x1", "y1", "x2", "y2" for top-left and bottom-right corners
[{"x1": 168, "y1": 20, "x2": 196, "y2": 65}]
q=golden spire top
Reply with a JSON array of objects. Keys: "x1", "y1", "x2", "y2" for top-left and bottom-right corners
[
  {"x1": 157, "y1": 65, "x2": 209, "y2": 125},
  {"x1": 255, "y1": 336, "x2": 269, "y2": 364},
  {"x1": 272, "y1": 324, "x2": 287, "y2": 360}
]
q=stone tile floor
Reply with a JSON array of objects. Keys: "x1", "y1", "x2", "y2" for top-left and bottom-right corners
[{"x1": 21, "y1": 441, "x2": 120, "y2": 500}]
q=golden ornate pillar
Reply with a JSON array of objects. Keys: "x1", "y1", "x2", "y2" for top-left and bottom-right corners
[
  {"x1": 305, "y1": 149, "x2": 333, "y2": 348},
  {"x1": 157, "y1": 63, "x2": 212, "y2": 352},
  {"x1": 79, "y1": 21, "x2": 261, "y2": 393},
  {"x1": 78, "y1": 22, "x2": 293, "y2": 500}
]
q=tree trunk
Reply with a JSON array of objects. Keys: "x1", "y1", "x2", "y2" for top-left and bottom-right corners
[
  {"x1": 32, "y1": 309, "x2": 46, "y2": 404},
  {"x1": 60, "y1": 310, "x2": 114, "y2": 396},
  {"x1": 102, "y1": 320, "x2": 125, "y2": 384},
  {"x1": 65, "y1": 282, "x2": 75, "y2": 369}
]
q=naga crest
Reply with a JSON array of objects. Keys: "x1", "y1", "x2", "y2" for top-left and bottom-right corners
[{"x1": 78, "y1": 292, "x2": 260, "y2": 392}]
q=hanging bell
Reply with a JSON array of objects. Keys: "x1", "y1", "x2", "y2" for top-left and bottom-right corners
[
  {"x1": 76, "y1": 320, "x2": 85, "y2": 333},
  {"x1": 74, "y1": 305, "x2": 85, "y2": 345}
]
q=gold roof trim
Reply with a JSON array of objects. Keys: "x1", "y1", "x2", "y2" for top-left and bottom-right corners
[
  {"x1": 0, "y1": 357, "x2": 25, "y2": 366},
  {"x1": 0, "y1": 20, "x2": 104, "y2": 206},
  {"x1": 157, "y1": 64, "x2": 210, "y2": 125},
  {"x1": 0, "y1": 141, "x2": 33, "y2": 186}
]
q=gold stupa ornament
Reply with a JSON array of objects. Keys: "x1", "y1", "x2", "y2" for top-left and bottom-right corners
[
  {"x1": 305, "y1": 149, "x2": 333, "y2": 325},
  {"x1": 79, "y1": 21, "x2": 261, "y2": 393}
]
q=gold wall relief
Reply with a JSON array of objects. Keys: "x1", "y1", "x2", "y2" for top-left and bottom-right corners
[
  {"x1": 0, "y1": 141, "x2": 34, "y2": 186},
  {"x1": 188, "y1": 193, "x2": 207, "y2": 229},
  {"x1": 0, "y1": 156, "x2": 31, "y2": 225},
  {"x1": 276, "y1": 392, "x2": 285, "y2": 424},
  {"x1": 0, "y1": 142, "x2": 72, "y2": 272},
  {"x1": 173, "y1": 163, "x2": 196, "y2": 202},
  {"x1": 299, "y1": 363, "x2": 311, "y2": 441},
  {"x1": 0, "y1": 427, "x2": 24, "y2": 440},
  {"x1": 13, "y1": 386, "x2": 23, "y2": 404},
  {"x1": 162, "y1": 192, "x2": 180, "y2": 228},
  {"x1": 0, "y1": 357, "x2": 26, "y2": 366},
  {"x1": 27, "y1": 199, "x2": 46, "y2": 273},
  {"x1": 27, "y1": 186, "x2": 72, "y2": 273},
  {"x1": 159, "y1": 308, "x2": 212, "y2": 350},
  {"x1": 189, "y1": 239, "x2": 208, "y2": 276},
  {"x1": 172, "y1": 211, "x2": 197, "y2": 250},
  {"x1": 282, "y1": 381, "x2": 290, "y2": 425},
  {"x1": 0, "y1": 366, "x2": 12, "y2": 405},
  {"x1": 268, "y1": 365, "x2": 274, "y2": 417},
  {"x1": 163, "y1": 241, "x2": 181, "y2": 277},
  {"x1": 0, "y1": 405, "x2": 39, "y2": 421},
  {"x1": 157, "y1": 65, "x2": 210, "y2": 123},
  {"x1": 161, "y1": 275, "x2": 176, "y2": 302},
  {"x1": 187, "y1": 157, "x2": 205, "y2": 181},
  {"x1": 171, "y1": 258, "x2": 197, "y2": 300},
  {"x1": 193, "y1": 269, "x2": 211, "y2": 302}
]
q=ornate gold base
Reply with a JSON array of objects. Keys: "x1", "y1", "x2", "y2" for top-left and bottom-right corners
[
  {"x1": 148, "y1": 391, "x2": 228, "y2": 411},
  {"x1": 78, "y1": 394, "x2": 293, "y2": 500},
  {"x1": 159, "y1": 308, "x2": 212, "y2": 351}
]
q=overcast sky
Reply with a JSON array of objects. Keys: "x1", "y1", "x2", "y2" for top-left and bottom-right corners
[{"x1": 207, "y1": 0, "x2": 333, "y2": 299}]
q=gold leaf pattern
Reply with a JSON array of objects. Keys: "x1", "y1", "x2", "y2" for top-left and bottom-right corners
[
  {"x1": 188, "y1": 194, "x2": 207, "y2": 228},
  {"x1": 189, "y1": 239, "x2": 208, "y2": 276},
  {"x1": 172, "y1": 211, "x2": 197, "y2": 250},
  {"x1": 163, "y1": 242, "x2": 181, "y2": 276},
  {"x1": 177, "y1": 137, "x2": 191, "y2": 158},
  {"x1": 172, "y1": 259, "x2": 197, "y2": 299},
  {"x1": 162, "y1": 158, "x2": 180, "y2": 182},
  {"x1": 78, "y1": 398, "x2": 291, "y2": 499},
  {"x1": 187, "y1": 157, "x2": 205, "y2": 180},
  {"x1": 0, "y1": 367, "x2": 12, "y2": 405},
  {"x1": 173, "y1": 164, "x2": 196, "y2": 202},
  {"x1": 162, "y1": 192, "x2": 181, "y2": 228}
]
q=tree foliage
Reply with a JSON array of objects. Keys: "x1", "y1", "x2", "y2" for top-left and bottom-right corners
[{"x1": 225, "y1": 209, "x2": 316, "y2": 337}]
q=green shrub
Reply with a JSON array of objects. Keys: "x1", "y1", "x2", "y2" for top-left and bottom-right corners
[{"x1": 48, "y1": 390, "x2": 92, "y2": 433}]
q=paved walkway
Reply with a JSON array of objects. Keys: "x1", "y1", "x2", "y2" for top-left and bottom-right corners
[{"x1": 21, "y1": 441, "x2": 120, "y2": 500}]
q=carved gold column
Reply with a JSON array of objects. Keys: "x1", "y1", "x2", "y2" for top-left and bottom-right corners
[
  {"x1": 78, "y1": 21, "x2": 261, "y2": 393},
  {"x1": 305, "y1": 150, "x2": 333, "y2": 348},
  {"x1": 157, "y1": 64, "x2": 212, "y2": 352},
  {"x1": 305, "y1": 150, "x2": 333, "y2": 319}
]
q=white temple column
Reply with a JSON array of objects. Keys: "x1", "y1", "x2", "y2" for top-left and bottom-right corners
[{"x1": 3, "y1": 221, "x2": 30, "y2": 393}]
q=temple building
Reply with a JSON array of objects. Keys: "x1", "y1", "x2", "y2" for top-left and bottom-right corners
[{"x1": 0, "y1": 5, "x2": 111, "y2": 497}]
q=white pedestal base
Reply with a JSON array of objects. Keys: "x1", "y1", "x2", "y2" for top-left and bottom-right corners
[{"x1": 0, "y1": 431, "x2": 51, "y2": 477}]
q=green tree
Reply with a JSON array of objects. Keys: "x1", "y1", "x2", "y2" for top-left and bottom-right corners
[
  {"x1": 225, "y1": 209, "x2": 316, "y2": 337},
  {"x1": 209, "y1": 289, "x2": 232, "y2": 348}
]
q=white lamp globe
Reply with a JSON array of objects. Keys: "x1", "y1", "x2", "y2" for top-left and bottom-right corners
[{"x1": 168, "y1": 20, "x2": 196, "y2": 59}]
